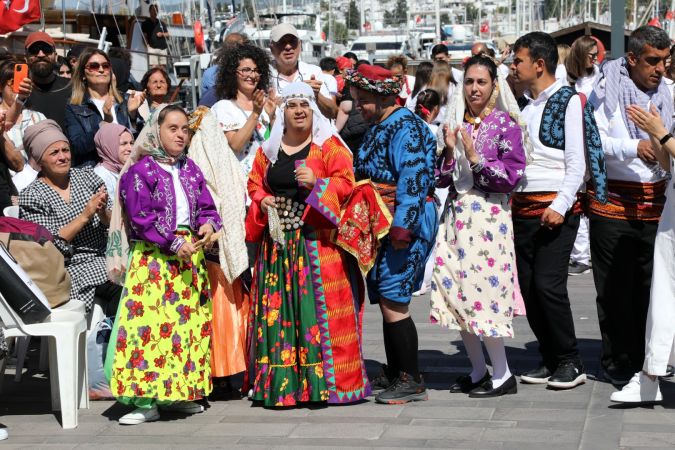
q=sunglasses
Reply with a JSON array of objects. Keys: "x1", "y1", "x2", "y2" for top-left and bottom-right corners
[
  {"x1": 588, "y1": 52, "x2": 599, "y2": 60},
  {"x1": 274, "y1": 36, "x2": 299, "y2": 48},
  {"x1": 28, "y1": 43, "x2": 55, "y2": 56},
  {"x1": 85, "y1": 61, "x2": 111, "y2": 72}
]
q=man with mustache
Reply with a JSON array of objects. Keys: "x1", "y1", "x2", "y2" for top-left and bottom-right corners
[
  {"x1": 22, "y1": 32, "x2": 72, "y2": 130},
  {"x1": 588, "y1": 25, "x2": 672, "y2": 386},
  {"x1": 268, "y1": 23, "x2": 338, "y2": 119}
]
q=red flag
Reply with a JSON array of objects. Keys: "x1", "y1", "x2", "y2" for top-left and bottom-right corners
[
  {"x1": 666, "y1": 10, "x2": 674, "y2": 20},
  {"x1": 480, "y1": 22, "x2": 489, "y2": 34},
  {"x1": 648, "y1": 17, "x2": 662, "y2": 28},
  {"x1": 0, "y1": 0, "x2": 41, "y2": 34}
]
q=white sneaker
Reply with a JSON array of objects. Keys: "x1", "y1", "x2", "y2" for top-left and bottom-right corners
[
  {"x1": 119, "y1": 406, "x2": 160, "y2": 425},
  {"x1": 158, "y1": 401, "x2": 204, "y2": 414},
  {"x1": 610, "y1": 372, "x2": 663, "y2": 403},
  {"x1": 0, "y1": 428, "x2": 7, "y2": 440}
]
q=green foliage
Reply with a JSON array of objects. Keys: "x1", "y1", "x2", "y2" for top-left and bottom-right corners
[
  {"x1": 384, "y1": 0, "x2": 407, "y2": 26},
  {"x1": 346, "y1": 0, "x2": 360, "y2": 30},
  {"x1": 323, "y1": 21, "x2": 349, "y2": 44}
]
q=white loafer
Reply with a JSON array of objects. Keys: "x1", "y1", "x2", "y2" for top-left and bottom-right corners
[
  {"x1": 119, "y1": 406, "x2": 160, "y2": 425},
  {"x1": 0, "y1": 428, "x2": 7, "y2": 440},
  {"x1": 610, "y1": 372, "x2": 663, "y2": 403},
  {"x1": 158, "y1": 401, "x2": 205, "y2": 414}
]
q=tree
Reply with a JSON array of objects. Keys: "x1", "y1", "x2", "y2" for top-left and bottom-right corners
[
  {"x1": 323, "y1": 21, "x2": 349, "y2": 45},
  {"x1": 345, "y1": 0, "x2": 360, "y2": 30},
  {"x1": 242, "y1": 0, "x2": 254, "y2": 21},
  {"x1": 384, "y1": 0, "x2": 407, "y2": 27}
]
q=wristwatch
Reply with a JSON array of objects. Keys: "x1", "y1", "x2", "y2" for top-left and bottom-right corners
[{"x1": 659, "y1": 133, "x2": 673, "y2": 145}]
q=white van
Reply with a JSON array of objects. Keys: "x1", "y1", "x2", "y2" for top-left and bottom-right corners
[{"x1": 349, "y1": 34, "x2": 413, "y2": 63}]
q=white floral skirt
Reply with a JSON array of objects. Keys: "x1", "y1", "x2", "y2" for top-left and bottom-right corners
[{"x1": 430, "y1": 189, "x2": 519, "y2": 337}]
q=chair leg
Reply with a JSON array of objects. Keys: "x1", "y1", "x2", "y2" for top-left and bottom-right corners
[
  {"x1": 39, "y1": 337, "x2": 49, "y2": 371},
  {"x1": 47, "y1": 336, "x2": 60, "y2": 412},
  {"x1": 14, "y1": 336, "x2": 30, "y2": 382},
  {"x1": 77, "y1": 331, "x2": 89, "y2": 409},
  {"x1": 52, "y1": 331, "x2": 80, "y2": 429}
]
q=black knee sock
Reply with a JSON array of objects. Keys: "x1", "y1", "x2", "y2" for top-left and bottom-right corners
[
  {"x1": 382, "y1": 321, "x2": 398, "y2": 374},
  {"x1": 385, "y1": 317, "x2": 420, "y2": 382}
]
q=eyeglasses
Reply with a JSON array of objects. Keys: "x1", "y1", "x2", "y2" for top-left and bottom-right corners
[
  {"x1": 27, "y1": 43, "x2": 55, "y2": 56},
  {"x1": 237, "y1": 67, "x2": 261, "y2": 77},
  {"x1": 588, "y1": 52, "x2": 599, "y2": 60},
  {"x1": 85, "y1": 62, "x2": 111, "y2": 72}
]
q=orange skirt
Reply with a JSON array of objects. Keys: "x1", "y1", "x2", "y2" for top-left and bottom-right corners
[{"x1": 206, "y1": 261, "x2": 249, "y2": 378}]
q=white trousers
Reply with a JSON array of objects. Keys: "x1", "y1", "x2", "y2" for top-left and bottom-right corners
[
  {"x1": 643, "y1": 194, "x2": 675, "y2": 376},
  {"x1": 570, "y1": 215, "x2": 591, "y2": 265},
  {"x1": 422, "y1": 187, "x2": 449, "y2": 289}
]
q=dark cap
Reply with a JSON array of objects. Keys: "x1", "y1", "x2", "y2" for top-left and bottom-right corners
[{"x1": 25, "y1": 31, "x2": 55, "y2": 49}]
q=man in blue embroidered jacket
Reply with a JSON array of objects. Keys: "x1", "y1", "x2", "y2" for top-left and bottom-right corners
[
  {"x1": 510, "y1": 32, "x2": 588, "y2": 390},
  {"x1": 346, "y1": 64, "x2": 439, "y2": 404}
]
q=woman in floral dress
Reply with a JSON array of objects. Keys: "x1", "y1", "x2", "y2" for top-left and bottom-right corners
[
  {"x1": 246, "y1": 82, "x2": 369, "y2": 407},
  {"x1": 109, "y1": 104, "x2": 222, "y2": 425},
  {"x1": 430, "y1": 54, "x2": 527, "y2": 398}
]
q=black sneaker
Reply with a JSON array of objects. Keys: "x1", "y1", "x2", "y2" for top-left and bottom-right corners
[
  {"x1": 547, "y1": 360, "x2": 586, "y2": 389},
  {"x1": 520, "y1": 365, "x2": 552, "y2": 384},
  {"x1": 568, "y1": 261, "x2": 591, "y2": 276},
  {"x1": 602, "y1": 366, "x2": 634, "y2": 385},
  {"x1": 664, "y1": 365, "x2": 674, "y2": 378},
  {"x1": 370, "y1": 364, "x2": 397, "y2": 392},
  {"x1": 375, "y1": 372, "x2": 428, "y2": 404}
]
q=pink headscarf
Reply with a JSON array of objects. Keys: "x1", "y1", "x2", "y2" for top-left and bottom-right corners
[{"x1": 94, "y1": 122, "x2": 133, "y2": 173}]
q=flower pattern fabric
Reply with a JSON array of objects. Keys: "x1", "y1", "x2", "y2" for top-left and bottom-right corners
[
  {"x1": 430, "y1": 190, "x2": 518, "y2": 337},
  {"x1": 110, "y1": 236, "x2": 213, "y2": 404}
]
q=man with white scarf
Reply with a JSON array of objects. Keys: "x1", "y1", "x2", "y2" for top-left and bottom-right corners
[{"x1": 588, "y1": 25, "x2": 672, "y2": 386}]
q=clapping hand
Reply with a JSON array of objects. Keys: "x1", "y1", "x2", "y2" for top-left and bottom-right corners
[
  {"x1": 459, "y1": 128, "x2": 480, "y2": 165},
  {"x1": 627, "y1": 104, "x2": 668, "y2": 140},
  {"x1": 264, "y1": 88, "x2": 278, "y2": 120},
  {"x1": 127, "y1": 90, "x2": 146, "y2": 115},
  {"x1": 102, "y1": 96, "x2": 115, "y2": 122},
  {"x1": 83, "y1": 188, "x2": 108, "y2": 222},
  {"x1": 252, "y1": 89, "x2": 266, "y2": 115},
  {"x1": 442, "y1": 124, "x2": 460, "y2": 162}
]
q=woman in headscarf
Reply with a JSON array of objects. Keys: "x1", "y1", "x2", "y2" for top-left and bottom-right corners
[
  {"x1": 430, "y1": 54, "x2": 527, "y2": 397},
  {"x1": 108, "y1": 104, "x2": 222, "y2": 425},
  {"x1": 93, "y1": 122, "x2": 134, "y2": 199},
  {"x1": 246, "y1": 81, "x2": 369, "y2": 408},
  {"x1": 188, "y1": 106, "x2": 250, "y2": 399},
  {"x1": 19, "y1": 120, "x2": 122, "y2": 312}
]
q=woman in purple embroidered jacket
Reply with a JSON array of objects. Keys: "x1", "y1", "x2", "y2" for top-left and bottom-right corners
[
  {"x1": 430, "y1": 54, "x2": 528, "y2": 397},
  {"x1": 109, "y1": 104, "x2": 223, "y2": 425}
]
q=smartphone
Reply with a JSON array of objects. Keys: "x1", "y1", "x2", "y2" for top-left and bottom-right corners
[{"x1": 13, "y1": 64, "x2": 28, "y2": 94}]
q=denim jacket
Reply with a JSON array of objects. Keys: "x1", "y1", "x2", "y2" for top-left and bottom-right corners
[{"x1": 64, "y1": 92, "x2": 144, "y2": 167}]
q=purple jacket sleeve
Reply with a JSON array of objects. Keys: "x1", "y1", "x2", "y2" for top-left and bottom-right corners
[
  {"x1": 120, "y1": 165, "x2": 183, "y2": 254},
  {"x1": 474, "y1": 123, "x2": 526, "y2": 193},
  {"x1": 194, "y1": 167, "x2": 223, "y2": 232},
  {"x1": 435, "y1": 157, "x2": 456, "y2": 189}
]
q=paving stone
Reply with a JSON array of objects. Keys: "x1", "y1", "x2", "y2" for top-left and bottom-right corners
[
  {"x1": 288, "y1": 423, "x2": 385, "y2": 440},
  {"x1": 482, "y1": 427, "x2": 580, "y2": 444},
  {"x1": 198, "y1": 422, "x2": 297, "y2": 437},
  {"x1": 399, "y1": 406, "x2": 494, "y2": 419},
  {"x1": 381, "y1": 425, "x2": 485, "y2": 441},
  {"x1": 492, "y1": 407, "x2": 586, "y2": 422},
  {"x1": 620, "y1": 432, "x2": 675, "y2": 447}
]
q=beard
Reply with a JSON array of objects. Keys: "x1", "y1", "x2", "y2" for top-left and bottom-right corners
[{"x1": 30, "y1": 59, "x2": 54, "y2": 78}]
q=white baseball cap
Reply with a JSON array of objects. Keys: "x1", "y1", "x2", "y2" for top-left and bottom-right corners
[{"x1": 270, "y1": 23, "x2": 299, "y2": 43}]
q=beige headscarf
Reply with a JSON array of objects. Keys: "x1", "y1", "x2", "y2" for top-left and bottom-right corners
[
  {"x1": 23, "y1": 120, "x2": 69, "y2": 163},
  {"x1": 188, "y1": 106, "x2": 248, "y2": 282},
  {"x1": 106, "y1": 104, "x2": 177, "y2": 283}
]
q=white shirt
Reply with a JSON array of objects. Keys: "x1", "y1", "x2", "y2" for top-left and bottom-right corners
[
  {"x1": 269, "y1": 60, "x2": 334, "y2": 99},
  {"x1": 398, "y1": 74, "x2": 416, "y2": 100},
  {"x1": 555, "y1": 64, "x2": 567, "y2": 84},
  {"x1": 93, "y1": 165, "x2": 119, "y2": 199},
  {"x1": 573, "y1": 65, "x2": 599, "y2": 97},
  {"x1": 322, "y1": 72, "x2": 339, "y2": 97},
  {"x1": 158, "y1": 162, "x2": 190, "y2": 226},
  {"x1": 90, "y1": 98, "x2": 118, "y2": 124},
  {"x1": 405, "y1": 85, "x2": 425, "y2": 111},
  {"x1": 590, "y1": 79, "x2": 665, "y2": 183},
  {"x1": 211, "y1": 99, "x2": 270, "y2": 178},
  {"x1": 517, "y1": 79, "x2": 586, "y2": 216}
]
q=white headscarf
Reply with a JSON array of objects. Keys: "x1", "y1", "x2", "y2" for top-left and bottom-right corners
[
  {"x1": 262, "y1": 82, "x2": 335, "y2": 164},
  {"x1": 439, "y1": 69, "x2": 532, "y2": 194}
]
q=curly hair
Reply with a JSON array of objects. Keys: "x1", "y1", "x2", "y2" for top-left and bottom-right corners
[{"x1": 216, "y1": 43, "x2": 270, "y2": 100}]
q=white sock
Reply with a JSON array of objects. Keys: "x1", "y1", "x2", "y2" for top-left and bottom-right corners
[
  {"x1": 483, "y1": 336, "x2": 512, "y2": 388},
  {"x1": 460, "y1": 331, "x2": 487, "y2": 382}
]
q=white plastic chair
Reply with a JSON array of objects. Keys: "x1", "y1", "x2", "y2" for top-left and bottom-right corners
[{"x1": 0, "y1": 293, "x2": 88, "y2": 429}]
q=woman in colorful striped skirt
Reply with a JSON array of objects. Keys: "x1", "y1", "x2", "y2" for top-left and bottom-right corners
[
  {"x1": 108, "y1": 104, "x2": 223, "y2": 424},
  {"x1": 245, "y1": 82, "x2": 370, "y2": 407}
]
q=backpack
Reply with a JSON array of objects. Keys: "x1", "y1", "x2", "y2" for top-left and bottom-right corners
[
  {"x1": 0, "y1": 217, "x2": 72, "y2": 308},
  {"x1": 539, "y1": 86, "x2": 608, "y2": 204}
]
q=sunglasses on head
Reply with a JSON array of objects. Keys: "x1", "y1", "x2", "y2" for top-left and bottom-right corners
[
  {"x1": 28, "y1": 43, "x2": 55, "y2": 56},
  {"x1": 85, "y1": 61, "x2": 111, "y2": 72}
]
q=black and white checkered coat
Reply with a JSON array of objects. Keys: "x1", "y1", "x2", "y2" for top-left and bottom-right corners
[{"x1": 19, "y1": 168, "x2": 112, "y2": 310}]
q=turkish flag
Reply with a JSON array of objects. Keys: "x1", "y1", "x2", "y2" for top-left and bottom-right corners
[
  {"x1": 0, "y1": 0, "x2": 41, "y2": 34},
  {"x1": 480, "y1": 22, "x2": 489, "y2": 34},
  {"x1": 648, "y1": 17, "x2": 662, "y2": 28}
]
